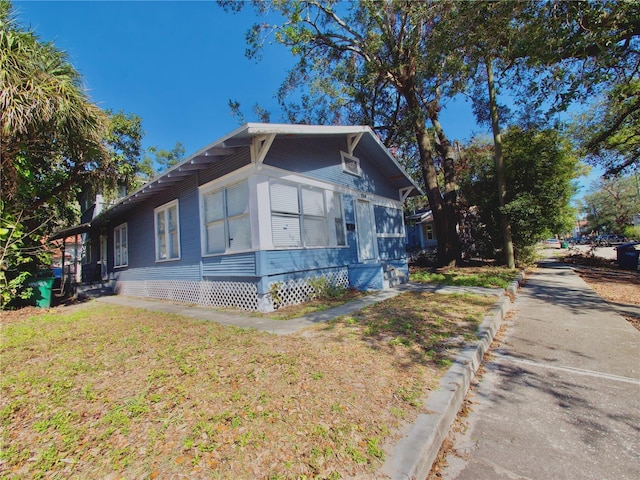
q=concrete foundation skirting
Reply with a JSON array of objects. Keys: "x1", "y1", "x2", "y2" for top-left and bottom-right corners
[{"x1": 380, "y1": 272, "x2": 524, "y2": 479}]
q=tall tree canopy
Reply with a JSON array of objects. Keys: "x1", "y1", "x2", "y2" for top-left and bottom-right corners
[
  {"x1": 582, "y1": 174, "x2": 640, "y2": 236},
  {"x1": 0, "y1": 1, "x2": 143, "y2": 306},
  {"x1": 507, "y1": 0, "x2": 639, "y2": 176},
  {"x1": 1, "y1": 0, "x2": 111, "y2": 221},
  {"x1": 220, "y1": 0, "x2": 465, "y2": 265}
]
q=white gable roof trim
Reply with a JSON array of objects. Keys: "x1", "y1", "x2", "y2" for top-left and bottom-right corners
[{"x1": 96, "y1": 123, "x2": 422, "y2": 222}]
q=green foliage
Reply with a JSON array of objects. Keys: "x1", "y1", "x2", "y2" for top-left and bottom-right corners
[
  {"x1": 459, "y1": 126, "x2": 579, "y2": 264},
  {"x1": 409, "y1": 268, "x2": 516, "y2": 289},
  {"x1": 1, "y1": 0, "x2": 109, "y2": 213},
  {"x1": 307, "y1": 276, "x2": 346, "y2": 300},
  {"x1": 102, "y1": 110, "x2": 145, "y2": 198},
  {"x1": 623, "y1": 225, "x2": 640, "y2": 241},
  {"x1": 0, "y1": 207, "x2": 51, "y2": 309},
  {"x1": 582, "y1": 174, "x2": 640, "y2": 235},
  {"x1": 572, "y1": 80, "x2": 640, "y2": 177},
  {"x1": 146, "y1": 142, "x2": 185, "y2": 175},
  {"x1": 268, "y1": 281, "x2": 284, "y2": 309}
]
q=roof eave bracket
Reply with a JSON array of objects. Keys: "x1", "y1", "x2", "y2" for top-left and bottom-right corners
[
  {"x1": 347, "y1": 132, "x2": 363, "y2": 156},
  {"x1": 251, "y1": 134, "x2": 276, "y2": 165},
  {"x1": 400, "y1": 186, "x2": 414, "y2": 203}
]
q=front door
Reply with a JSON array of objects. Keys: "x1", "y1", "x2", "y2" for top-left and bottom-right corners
[{"x1": 356, "y1": 199, "x2": 376, "y2": 262}]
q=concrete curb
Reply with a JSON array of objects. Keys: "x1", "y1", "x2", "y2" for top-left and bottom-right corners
[{"x1": 380, "y1": 271, "x2": 525, "y2": 479}]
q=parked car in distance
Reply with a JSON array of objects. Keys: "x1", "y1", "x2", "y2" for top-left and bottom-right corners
[
  {"x1": 544, "y1": 238, "x2": 562, "y2": 248},
  {"x1": 594, "y1": 234, "x2": 626, "y2": 246},
  {"x1": 568, "y1": 236, "x2": 590, "y2": 245}
]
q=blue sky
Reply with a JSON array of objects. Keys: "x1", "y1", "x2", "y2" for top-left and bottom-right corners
[
  {"x1": 14, "y1": 0, "x2": 596, "y2": 197},
  {"x1": 13, "y1": 1, "x2": 483, "y2": 155}
]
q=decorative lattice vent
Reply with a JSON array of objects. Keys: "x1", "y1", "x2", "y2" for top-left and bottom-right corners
[
  {"x1": 115, "y1": 280, "x2": 258, "y2": 311},
  {"x1": 268, "y1": 268, "x2": 349, "y2": 310}
]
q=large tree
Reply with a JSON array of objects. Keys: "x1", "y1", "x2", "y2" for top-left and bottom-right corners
[
  {"x1": 508, "y1": 0, "x2": 639, "y2": 176},
  {"x1": 459, "y1": 127, "x2": 579, "y2": 264},
  {"x1": 0, "y1": 1, "x2": 143, "y2": 307},
  {"x1": 582, "y1": 174, "x2": 640, "y2": 235},
  {"x1": 1, "y1": 1, "x2": 109, "y2": 219},
  {"x1": 220, "y1": 0, "x2": 463, "y2": 266}
]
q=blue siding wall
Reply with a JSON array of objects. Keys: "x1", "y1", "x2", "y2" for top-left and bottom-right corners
[
  {"x1": 198, "y1": 149, "x2": 250, "y2": 186},
  {"x1": 202, "y1": 252, "x2": 256, "y2": 277},
  {"x1": 265, "y1": 137, "x2": 398, "y2": 199},
  {"x1": 374, "y1": 205, "x2": 403, "y2": 234},
  {"x1": 114, "y1": 264, "x2": 201, "y2": 282},
  {"x1": 348, "y1": 264, "x2": 384, "y2": 290},
  {"x1": 109, "y1": 175, "x2": 201, "y2": 282},
  {"x1": 265, "y1": 248, "x2": 354, "y2": 275},
  {"x1": 377, "y1": 237, "x2": 407, "y2": 261}
]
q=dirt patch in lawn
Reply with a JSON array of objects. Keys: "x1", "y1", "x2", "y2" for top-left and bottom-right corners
[{"x1": 1, "y1": 291, "x2": 495, "y2": 479}]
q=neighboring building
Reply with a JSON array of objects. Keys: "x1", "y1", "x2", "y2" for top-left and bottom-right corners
[
  {"x1": 54, "y1": 123, "x2": 422, "y2": 312},
  {"x1": 405, "y1": 209, "x2": 437, "y2": 252}
]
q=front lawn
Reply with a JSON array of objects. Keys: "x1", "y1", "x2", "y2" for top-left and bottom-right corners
[
  {"x1": 1, "y1": 292, "x2": 495, "y2": 479},
  {"x1": 410, "y1": 266, "x2": 518, "y2": 289}
]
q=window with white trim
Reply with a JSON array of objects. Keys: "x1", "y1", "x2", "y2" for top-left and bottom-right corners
[
  {"x1": 114, "y1": 223, "x2": 128, "y2": 267},
  {"x1": 271, "y1": 182, "x2": 301, "y2": 247},
  {"x1": 154, "y1": 200, "x2": 180, "y2": 261},
  {"x1": 334, "y1": 193, "x2": 346, "y2": 246},
  {"x1": 341, "y1": 151, "x2": 361, "y2": 176},
  {"x1": 270, "y1": 181, "x2": 343, "y2": 248},
  {"x1": 301, "y1": 187, "x2": 328, "y2": 246},
  {"x1": 425, "y1": 223, "x2": 434, "y2": 240},
  {"x1": 202, "y1": 180, "x2": 251, "y2": 255}
]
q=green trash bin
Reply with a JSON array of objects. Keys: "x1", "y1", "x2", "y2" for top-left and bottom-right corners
[
  {"x1": 28, "y1": 277, "x2": 54, "y2": 308},
  {"x1": 561, "y1": 241, "x2": 568, "y2": 249}
]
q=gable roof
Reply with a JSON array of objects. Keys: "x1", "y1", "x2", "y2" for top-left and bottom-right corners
[{"x1": 95, "y1": 123, "x2": 422, "y2": 223}]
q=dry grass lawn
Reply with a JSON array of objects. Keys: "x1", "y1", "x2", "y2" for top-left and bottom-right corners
[{"x1": 1, "y1": 291, "x2": 496, "y2": 479}]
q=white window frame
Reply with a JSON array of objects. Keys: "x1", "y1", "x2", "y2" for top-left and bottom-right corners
[
  {"x1": 333, "y1": 193, "x2": 347, "y2": 247},
  {"x1": 425, "y1": 223, "x2": 434, "y2": 240},
  {"x1": 301, "y1": 185, "x2": 329, "y2": 246},
  {"x1": 341, "y1": 151, "x2": 361, "y2": 177},
  {"x1": 154, "y1": 200, "x2": 181, "y2": 262},
  {"x1": 270, "y1": 180, "x2": 345, "y2": 249},
  {"x1": 113, "y1": 222, "x2": 128, "y2": 268},
  {"x1": 200, "y1": 180, "x2": 251, "y2": 256}
]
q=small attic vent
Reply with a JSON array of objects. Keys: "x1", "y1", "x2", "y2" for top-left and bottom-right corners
[{"x1": 341, "y1": 151, "x2": 361, "y2": 176}]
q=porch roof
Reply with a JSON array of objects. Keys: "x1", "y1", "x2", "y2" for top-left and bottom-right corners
[{"x1": 50, "y1": 223, "x2": 92, "y2": 241}]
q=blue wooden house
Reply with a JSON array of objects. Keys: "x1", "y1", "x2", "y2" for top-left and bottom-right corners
[
  {"x1": 66, "y1": 124, "x2": 422, "y2": 312},
  {"x1": 405, "y1": 209, "x2": 437, "y2": 252}
]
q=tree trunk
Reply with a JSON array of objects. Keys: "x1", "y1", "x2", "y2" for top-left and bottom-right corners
[
  {"x1": 402, "y1": 89, "x2": 457, "y2": 266},
  {"x1": 486, "y1": 57, "x2": 515, "y2": 268},
  {"x1": 431, "y1": 115, "x2": 460, "y2": 265}
]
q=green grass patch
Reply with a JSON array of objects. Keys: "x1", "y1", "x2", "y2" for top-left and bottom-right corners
[
  {"x1": 1, "y1": 291, "x2": 495, "y2": 479},
  {"x1": 410, "y1": 266, "x2": 517, "y2": 288}
]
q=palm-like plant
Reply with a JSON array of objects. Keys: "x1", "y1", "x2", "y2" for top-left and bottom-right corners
[
  {"x1": 0, "y1": 0, "x2": 108, "y2": 211},
  {"x1": 0, "y1": 0, "x2": 111, "y2": 308}
]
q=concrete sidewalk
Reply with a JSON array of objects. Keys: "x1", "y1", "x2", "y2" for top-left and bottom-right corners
[{"x1": 439, "y1": 261, "x2": 640, "y2": 480}]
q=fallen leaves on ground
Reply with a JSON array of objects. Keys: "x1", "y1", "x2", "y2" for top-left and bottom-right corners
[{"x1": 1, "y1": 291, "x2": 495, "y2": 479}]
